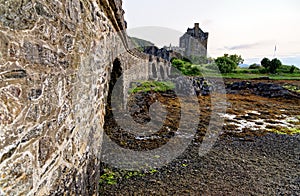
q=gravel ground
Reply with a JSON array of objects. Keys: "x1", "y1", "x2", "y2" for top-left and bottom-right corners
[
  {"x1": 100, "y1": 133, "x2": 299, "y2": 195},
  {"x1": 100, "y1": 80, "x2": 300, "y2": 195}
]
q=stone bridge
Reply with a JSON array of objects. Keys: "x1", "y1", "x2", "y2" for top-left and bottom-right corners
[
  {"x1": 0, "y1": 0, "x2": 172, "y2": 195},
  {"x1": 116, "y1": 52, "x2": 172, "y2": 109}
]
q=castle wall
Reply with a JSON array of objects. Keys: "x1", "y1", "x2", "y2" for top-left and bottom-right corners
[
  {"x1": 0, "y1": 1, "x2": 174, "y2": 194},
  {"x1": 0, "y1": 0, "x2": 128, "y2": 195},
  {"x1": 179, "y1": 24, "x2": 208, "y2": 58}
]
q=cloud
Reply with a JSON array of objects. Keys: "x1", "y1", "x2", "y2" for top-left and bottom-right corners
[
  {"x1": 221, "y1": 40, "x2": 276, "y2": 51},
  {"x1": 224, "y1": 42, "x2": 265, "y2": 50}
]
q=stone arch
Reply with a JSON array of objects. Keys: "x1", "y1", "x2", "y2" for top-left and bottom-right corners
[
  {"x1": 164, "y1": 62, "x2": 171, "y2": 77},
  {"x1": 149, "y1": 55, "x2": 153, "y2": 62},
  {"x1": 152, "y1": 63, "x2": 157, "y2": 79},
  {"x1": 160, "y1": 65, "x2": 165, "y2": 80},
  {"x1": 107, "y1": 58, "x2": 123, "y2": 109}
]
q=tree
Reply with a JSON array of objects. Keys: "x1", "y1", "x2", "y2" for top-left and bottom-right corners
[
  {"x1": 261, "y1": 58, "x2": 271, "y2": 69},
  {"x1": 215, "y1": 56, "x2": 237, "y2": 73},
  {"x1": 228, "y1": 54, "x2": 244, "y2": 65},
  {"x1": 260, "y1": 57, "x2": 282, "y2": 73},
  {"x1": 214, "y1": 54, "x2": 242, "y2": 73},
  {"x1": 269, "y1": 58, "x2": 282, "y2": 73},
  {"x1": 290, "y1": 65, "x2": 296, "y2": 74}
]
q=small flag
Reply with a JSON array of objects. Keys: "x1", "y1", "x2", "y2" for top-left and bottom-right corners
[{"x1": 273, "y1": 45, "x2": 277, "y2": 57}]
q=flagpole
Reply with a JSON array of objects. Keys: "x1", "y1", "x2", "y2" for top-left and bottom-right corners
[{"x1": 274, "y1": 45, "x2": 277, "y2": 58}]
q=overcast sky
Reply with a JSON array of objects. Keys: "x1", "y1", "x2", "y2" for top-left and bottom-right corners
[{"x1": 123, "y1": 0, "x2": 300, "y2": 66}]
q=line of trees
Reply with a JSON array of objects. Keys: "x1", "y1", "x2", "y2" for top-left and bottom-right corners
[
  {"x1": 214, "y1": 55, "x2": 287, "y2": 74},
  {"x1": 260, "y1": 57, "x2": 282, "y2": 74},
  {"x1": 171, "y1": 53, "x2": 298, "y2": 75}
]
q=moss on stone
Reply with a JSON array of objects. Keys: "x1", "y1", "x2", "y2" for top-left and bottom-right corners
[{"x1": 129, "y1": 81, "x2": 175, "y2": 94}]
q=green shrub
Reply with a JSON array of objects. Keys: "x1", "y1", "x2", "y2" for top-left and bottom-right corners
[
  {"x1": 171, "y1": 59, "x2": 185, "y2": 69},
  {"x1": 290, "y1": 65, "x2": 296, "y2": 74},
  {"x1": 259, "y1": 68, "x2": 268, "y2": 74},
  {"x1": 249, "y1": 64, "x2": 261, "y2": 69},
  {"x1": 249, "y1": 69, "x2": 260, "y2": 74},
  {"x1": 171, "y1": 58, "x2": 201, "y2": 76}
]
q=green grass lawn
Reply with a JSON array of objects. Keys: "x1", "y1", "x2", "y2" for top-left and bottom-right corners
[
  {"x1": 221, "y1": 73, "x2": 300, "y2": 80},
  {"x1": 197, "y1": 65, "x2": 300, "y2": 80}
]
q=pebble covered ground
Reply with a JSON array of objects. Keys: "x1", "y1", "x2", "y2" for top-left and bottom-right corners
[{"x1": 100, "y1": 79, "x2": 300, "y2": 195}]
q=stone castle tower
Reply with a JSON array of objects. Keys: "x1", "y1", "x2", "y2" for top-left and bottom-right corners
[{"x1": 179, "y1": 23, "x2": 209, "y2": 58}]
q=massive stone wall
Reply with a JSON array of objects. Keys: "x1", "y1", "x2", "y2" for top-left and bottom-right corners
[
  {"x1": 0, "y1": 0, "x2": 131, "y2": 195},
  {"x1": 0, "y1": 0, "x2": 173, "y2": 195}
]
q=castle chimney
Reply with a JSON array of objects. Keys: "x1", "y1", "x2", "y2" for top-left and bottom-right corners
[{"x1": 194, "y1": 23, "x2": 200, "y2": 37}]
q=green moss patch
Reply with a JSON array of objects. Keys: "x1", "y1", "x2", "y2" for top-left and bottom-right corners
[
  {"x1": 129, "y1": 81, "x2": 175, "y2": 94},
  {"x1": 99, "y1": 169, "x2": 118, "y2": 185}
]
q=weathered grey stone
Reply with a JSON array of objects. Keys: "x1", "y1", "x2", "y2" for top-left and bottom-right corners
[
  {"x1": 226, "y1": 81, "x2": 300, "y2": 98},
  {"x1": 0, "y1": 0, "x2": 131, "y2": 195},
  {"x1": 179, "y1": 23, "x2": 209, "y2": 58},
  {"x1": 0, "y1": 0, "x2": 175, "y2": 194},
  {"x1": 2, "y1": 69, "x2": 27, "y2": 79}
]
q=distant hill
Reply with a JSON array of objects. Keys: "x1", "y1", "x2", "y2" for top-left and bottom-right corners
[
  {"x1": 239, "y1": 64, "x2": 249, "y2": 68},
  {"x1": 129, "y1": 37, "x2": 155, "y2": 51}
]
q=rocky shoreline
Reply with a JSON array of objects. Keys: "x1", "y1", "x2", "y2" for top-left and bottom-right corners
[{"x1": 100, "y1": 79, "x2": 300, "y2": 195}]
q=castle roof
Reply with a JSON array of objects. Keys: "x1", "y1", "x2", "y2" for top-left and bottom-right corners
[{"x1": 183, "y1": 23, "x2": 208, "y2": 39}]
